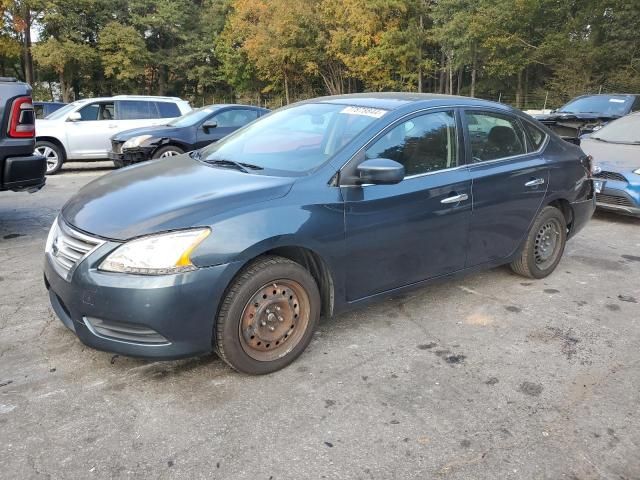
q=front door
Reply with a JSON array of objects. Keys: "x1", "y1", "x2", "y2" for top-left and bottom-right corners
[
  {"x1": 342, "y1": 109, "x2": 472, "y2": 301},
  {"x1": 66, "y1": 102, "x2": 116, "y2": 159},
  {"x1": 195, "y1": 108, "x2": 260, "y2": 149},
  {"x1": 463, "y1": 109, "x2": 549, "y2": 266}
]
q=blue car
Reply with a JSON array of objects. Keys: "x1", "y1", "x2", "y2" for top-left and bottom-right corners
[
  {"x1": 580, "y1": 112, "x2": 640, "y2": 217},
  {"x1": 44, "y1": 93, "x2": 595, "y2": 374}
]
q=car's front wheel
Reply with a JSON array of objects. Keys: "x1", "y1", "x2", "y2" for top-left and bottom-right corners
[
  {"x1": 35, "y1": 140, "x2": 64, "y2": 175},
  {"x1": 510, "y1": 205, "x2": 567, "y2": 279},
  {"x1": 215, "y1": 256, "x2": 320, "y2": 374},
  {"x1": 152, "y1": 145, "x2": 184, "y2": 159}
]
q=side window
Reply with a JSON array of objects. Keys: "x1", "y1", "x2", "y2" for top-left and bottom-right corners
[
  {"x1": 156, "y1": 102, "x2": 181, "y2": 118},
  {"x1": 77, "y1": 103, "x2": 114, "y2": 121},
  {"x1": 34, "y1": 104, "x2": 44, "y2": 119},
  {"x1": 465, "y1": 111, "x2": 527, "y2": 162},
  {"x1": 117, "y1": 100, "x2": 155, "y2": 120},
  {"x1": 365, "y1": 110, "x2": 458, "y2": 176},
  {"x1": 522, "y1": 120, "x2": 546, "y2": 150},
  {"x1": 213, "y1": 109, "x2": 259, "y2": 128}
]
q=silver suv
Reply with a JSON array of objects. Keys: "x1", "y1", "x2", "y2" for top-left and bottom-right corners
[{"x1": 34, "y1": 95, "x2": 191, "y2": 173}]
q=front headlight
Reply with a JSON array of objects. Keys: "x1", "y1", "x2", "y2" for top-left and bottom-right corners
[
  {"x1": 634, "y1": 168, "x2": 640, "y2": 175},
  {"x1": 99, "y1": 228, "x2": 210, "y2": 275},
  {"x1": 122, "y1": 135, "x2": 152, "y2": 150}
]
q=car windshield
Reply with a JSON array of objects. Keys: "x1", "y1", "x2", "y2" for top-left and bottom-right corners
[
  {"x1": 199, "y1": 103, "x2": 387, "y2": 173},
  {"x1": 168, "y1": 106, "x2": 220, "y2": 127},
  {"x1": 558, "y1": 95, "x2": 631, "y2": 116},
  {"x1": 591, "y1": 114, "x2": 640, "y2": 144},
  {"x1": 44, "y1": 102, "x2": 84, "y2": 120}
]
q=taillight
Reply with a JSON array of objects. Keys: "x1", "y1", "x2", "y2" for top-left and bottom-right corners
[{"x1": 7, "y1": 96, "x2": 36, "y2": 138}]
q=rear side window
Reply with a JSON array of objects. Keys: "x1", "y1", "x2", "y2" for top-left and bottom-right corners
[
  {"x1": 117, "y1": 100, "x2": 156, "y2": 120},
  {"x1": 523, "y1": 121, "x2": 546, "y2": 150},
  {"x1": 465, "y1": 111, "x2": 527, "y2": 162},
  {"x1": 213, "y1": 109, "x2": 259, "y2": 128},
  {"x1": 365, "y1": 110, "x2": 458, "y2": 176},
  {"x1": 156, "y1": 102, "x2": 181, "y2": 118}
]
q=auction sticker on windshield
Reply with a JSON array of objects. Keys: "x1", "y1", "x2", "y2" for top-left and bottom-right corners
[{"x1": 340, "y1": 106, "x2": 387, "y2": 118}]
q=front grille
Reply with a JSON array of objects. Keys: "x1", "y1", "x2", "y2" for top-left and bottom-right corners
[
  {"x1": 594, "y1": 171, "x2": 627, "y2": 182},
  {"x1": 596, "y1": 193, "x2": 634, "y2": 208},
  {"x1": 111, "y1": 140, "x2": 123, "y2": 154},
  {"x1": 47, "y1": 219, "x2": 104, "y2": 281}
]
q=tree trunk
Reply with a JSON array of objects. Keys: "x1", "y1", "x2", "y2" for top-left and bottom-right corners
[
  {"x1": 515, "y1": 70, "x2": 523, "y2": 109},
  {"x1": 456, "y1": 67, "x2": 463, "y2": 95},
  {"x1": 283, "y1": 70, "x2": 290, "y2": 105},
  {"x1": 470, "y1": 46, "x2": 477, "y2": 98},
  {"x1": 448, "y1": 55, "x2": 453, "y2": 95},
  {"x1": 60, "y1": 71, "x2": 71, "y2": 102},
  {"x1": 417, "y1": 14, "x2": 424, "y2": 93},
  {"x1": 158, "y1": 64, "x2": 168, "y2": 95},
  {"x1": 438, "y1": 50, "x2": 446, "y2": 93},
  {"x1": 22, "y1": 7, "x2": 34, "y2": 85}
]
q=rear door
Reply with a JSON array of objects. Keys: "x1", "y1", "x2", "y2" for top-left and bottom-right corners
[
  {"x1": 66, "y1": 101, "x2": 116, "y2": 158},
  {"x1": 463, "y1": 109, "x2": 549, "y2": 267}
]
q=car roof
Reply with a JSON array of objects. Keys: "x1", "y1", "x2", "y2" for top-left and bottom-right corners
[
  {"x1": 306, "y1": 92, "x2": 514, "y2": 113},
  {"x1": 70, "y1": 96, "x2": 188, "y2": 104}
]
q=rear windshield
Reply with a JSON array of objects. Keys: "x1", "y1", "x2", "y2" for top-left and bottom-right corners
[
  {"x1": 558, "y1": 95, "x2": 632, "y2": 117},
  {"x1": 199, "y1": 103, "x2": 387, "y2": 173}
]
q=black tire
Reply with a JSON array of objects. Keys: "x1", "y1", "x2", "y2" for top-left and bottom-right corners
[
  {"x1": 152, "y1": 145, "x2": 184, "y2": 159},
  {"x1": 510, "y1": 206, "x2": 567, "y2": 279},
  {"x1": 34, "y1": 140, "x2": 64, "y2": 175},
  {"x1": 215, "y1": 255, "x2": 321, "y2": 374}
]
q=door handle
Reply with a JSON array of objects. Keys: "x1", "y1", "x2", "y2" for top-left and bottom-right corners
[
  {"x1": 525, "y1": 178, "x2": 545, "y2": 187},
  {"x1": 440, "y1": 193, "x2": 469, "y2": 204},
  {"x1": 108, "y1": 124, "x2": 118, "y2": 129}
]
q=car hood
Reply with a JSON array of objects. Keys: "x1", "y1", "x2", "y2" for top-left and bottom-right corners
[
  {"x1": 62, "y1": 154, "x2": 295, "y2": 240},
  {"x1": 111, "y1": 125, "x2": 183, "y2": 142},
  {"x1": 580, "y1": 138, "x2": 639, "y2": 171}
]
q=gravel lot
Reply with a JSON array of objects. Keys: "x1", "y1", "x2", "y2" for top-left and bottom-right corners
[{"x1": 1, "y1": 163, "x2": 639, "y2": 479}]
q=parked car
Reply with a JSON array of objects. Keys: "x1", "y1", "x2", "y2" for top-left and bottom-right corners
[
  {"x1": 580, "y1": 112, "x2": 640, "y2": 217},
  {"x1": 534, "y1": 93, "x2": 640, "y2": 143},
  {"x1": 0, "y1": 77, "x2": 46, "y2": 193},
  {"x1": 109, "y1": 104, "x2": 269, "y2": 167},
  {"x1": 33, "y1": 101, "x2": 66, "y2": 119},
  {"x1": 34, "y1": 95, "x2": 191, "y2": 174},
  {"x1": 44, "y1": 93, "x2": 595, "y2": 374}
]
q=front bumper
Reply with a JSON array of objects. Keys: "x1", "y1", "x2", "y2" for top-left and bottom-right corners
[
  {"x1": 2, "y1": 154, "x2": 46, "y2": 192},
  {"x1": 108, "y1": 148, "x2": 153, "y2": 167},
  {"x1": 595, "y1": 180, "x2": 640, "y2": 217},
  {"x1": 44, "y1": 248, "x2": 241, "y2": 359}
]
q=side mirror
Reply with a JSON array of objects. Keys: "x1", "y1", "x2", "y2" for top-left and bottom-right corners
[
  {"x1": 67, "y1": 111, "x2": 81, "y2": 122},
  {"x1": 355, "y1": 158, "x2": 405, "y2": 185},
  {"x1": 202, "y1": 120, "x2": 217, "y2": 131}
]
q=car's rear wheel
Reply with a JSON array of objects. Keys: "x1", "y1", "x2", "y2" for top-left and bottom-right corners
[
  {"x1": 215, "y1": 255, "x2": 320, "y2": 374},
  {"x1": 510, "y1": 206, "x2": 567, "y2": 279},
  {"x1": 35, "y1": 140, "x2": 64, "y2": 174},
  {"x1": 152, "y1": 145, "x2": 184, "y2": 159}
]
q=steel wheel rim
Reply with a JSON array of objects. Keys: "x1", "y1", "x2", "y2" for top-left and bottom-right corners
[
  {"x1": 534, "y1": 218, "x2": 562, "y2": 270},
  {"x1": 160, "y1": 150, "x2": 180, "y2": 158},
  {"x1": 239, "y1": 279, "x2": 310, "y2": 362},
  {"x1": 36, "y1": 146, "x2": 59, "y2": 172}
]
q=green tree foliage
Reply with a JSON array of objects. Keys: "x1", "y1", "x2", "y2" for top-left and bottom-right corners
[{"x1": 7, "y1": 0, "x2": 639, "y2": 108}]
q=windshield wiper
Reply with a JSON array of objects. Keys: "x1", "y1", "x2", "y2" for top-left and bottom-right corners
[
  {"x1": 188, "y1": 150, "x2": 201, "y2": 159},
  {"x1": 204, "y1": 158, "x2": 263, "y2": 173}
]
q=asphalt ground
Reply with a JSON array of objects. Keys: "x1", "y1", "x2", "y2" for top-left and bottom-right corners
[{"x1": 1, "y1": 162, "x2": 639, "y2": 479}]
